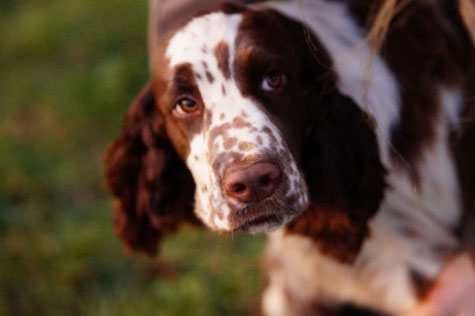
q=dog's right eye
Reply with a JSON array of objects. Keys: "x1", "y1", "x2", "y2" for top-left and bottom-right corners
[{"x1": 174, "y1": 97, "x2": 198, "y2": 115}]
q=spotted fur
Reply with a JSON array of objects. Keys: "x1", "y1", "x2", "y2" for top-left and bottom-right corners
[{"x1": 105, "y1": 0, "x2": 474, "y2": 315}]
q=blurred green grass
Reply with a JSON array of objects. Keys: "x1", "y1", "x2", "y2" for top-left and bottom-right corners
[{"x1": 0, "y1": 0, "x2": 266, "y2": 315}]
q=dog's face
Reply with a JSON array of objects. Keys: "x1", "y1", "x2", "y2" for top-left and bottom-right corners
[
  {"x1": 105, "y1": 3, "x2": 385, "y2": 259},
  {"x1": 152, "y1": 8, "x2": 319, "y2": 233}
]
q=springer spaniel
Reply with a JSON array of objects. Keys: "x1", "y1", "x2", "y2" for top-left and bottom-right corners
[{"x1": 105, "y1": 0, "x2": 475, "y2": 315}]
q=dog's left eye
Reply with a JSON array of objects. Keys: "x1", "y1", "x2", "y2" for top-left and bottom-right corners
[
  {"x1": 261, "y1": 71, "x2": 286, "y2": 92},
  {"x1": 174, "y1": 97, "x2": 198, "y2": 115}
]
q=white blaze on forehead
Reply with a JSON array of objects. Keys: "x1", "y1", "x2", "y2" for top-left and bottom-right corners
[
  {"x1": 165, "y1": 12, "x2": 243, "y2": 231},
  {"x1": 166, "y1": 12, "x2": 242, "y2": 69}
]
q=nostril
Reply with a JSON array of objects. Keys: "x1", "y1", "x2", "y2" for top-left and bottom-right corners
[
  {"x1": 232, "y1": 183, "x2": 247, "y2": 193},
  {"x1": 259, "y1": 175, "x2": 271, "y2": 186}
]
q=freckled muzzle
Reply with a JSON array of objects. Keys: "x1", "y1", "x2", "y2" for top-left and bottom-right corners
[
  {"x1": 209, "y1": 146, "x2": 308, "y2": 233},
  {"x1": 189, "y1": 114, "x2": 310, "y2": 233}
]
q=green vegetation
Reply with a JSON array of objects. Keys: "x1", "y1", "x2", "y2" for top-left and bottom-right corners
[{"x1": 0, "y1": 0, "x2": 266, "y2": 315}]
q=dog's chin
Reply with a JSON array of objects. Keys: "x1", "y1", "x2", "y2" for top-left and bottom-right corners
[
  {"x1": 231, "y1": 201, "x2": 306, "y2": 234},
  {"x1": 238, "y1": 214, "x2": 286, "y2": 233}
]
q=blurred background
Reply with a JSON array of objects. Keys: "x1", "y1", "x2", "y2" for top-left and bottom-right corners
[{"x1": 0, "y1": 0, "x2": 265, "y2": 315}]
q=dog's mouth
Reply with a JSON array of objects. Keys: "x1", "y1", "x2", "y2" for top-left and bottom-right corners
[{"x1": 238, "y1": 214, "x2": 284, "y2": 233}]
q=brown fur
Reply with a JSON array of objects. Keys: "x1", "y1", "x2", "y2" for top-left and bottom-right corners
[
  {"x1": 287, "y1": 91, "x2": 386, "y2": 263},
  {"x1": 214, "y1": 41, "x2": 231, "y2": 79},
  {"x1": 104, "y1": 82, "x2": 199, "y2": 255}
]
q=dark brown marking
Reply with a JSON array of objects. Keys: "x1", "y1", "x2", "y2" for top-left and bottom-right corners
[
  {"x1": 286, "y1": 205, "x2": 364, "y2": 263},
  {"x1": 104, "y1": 82, "x2": 200, "y2": 256},
  {"x1": 214, "y1": 41, "x2": 231, "y2": 79},
  {"x1": 221, "y1": 84, "x2": 226, "y2": 96},
  {"x1": 168, "y1": 63, "x2": 205, "y2": 137},
  {"x1": 206, "y1": 71, "x2": 215, "y2": 84}
]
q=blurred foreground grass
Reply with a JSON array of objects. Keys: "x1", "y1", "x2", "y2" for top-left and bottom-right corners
[{"x1": 0, "y1": 0, "x2": 266, "y2": 315}]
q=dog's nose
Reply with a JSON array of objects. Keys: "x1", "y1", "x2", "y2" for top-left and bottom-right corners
[{"x1": 224, "y1": 162, "x2": 281, "y2": 203}]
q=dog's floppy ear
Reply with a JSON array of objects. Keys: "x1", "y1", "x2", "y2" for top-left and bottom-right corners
[
  {"x1": 104, "y1": 81, "x2": 198, "y2": 255},
  {"x1": 287, "y1": 90, "x2": 386, "y2": 263}
]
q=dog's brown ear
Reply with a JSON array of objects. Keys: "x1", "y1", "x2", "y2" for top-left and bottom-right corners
[
  {"x1": 104, "y1": 81, "x2": 198, "y2": 255},
  {"x1": 287, "y1": 91, "x2": 387, "y2": 263}
]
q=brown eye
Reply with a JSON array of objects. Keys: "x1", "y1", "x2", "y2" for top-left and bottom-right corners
[
  {"x1": 175, "y1": 97, "x2": 198, "y2": 114},
  {"x1": 262, "y1": 71, "x2": 285, "y2": 92}
]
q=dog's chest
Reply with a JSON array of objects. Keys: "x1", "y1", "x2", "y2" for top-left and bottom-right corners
[{"x1": 264, "y1": 202, "x2": 459, "y2": 315}]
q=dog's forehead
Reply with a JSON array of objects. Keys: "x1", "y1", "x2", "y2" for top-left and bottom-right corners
[{"x1": 165, "y1": 11, "x2": 243, "y2": 69}]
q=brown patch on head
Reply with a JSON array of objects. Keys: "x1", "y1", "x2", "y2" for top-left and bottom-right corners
[
  {"x1": 164, "y1": 62, "x2": 205, "y2": 143},
  {"x1": 214, "y1": 40, "x2": 231, "y2": 79},
  {"x1": 238, "y1": 141, "x2": 255, "y2": 151},
  {"x1": 205, "y1": 70, "x2": 215, "y2": 84}
]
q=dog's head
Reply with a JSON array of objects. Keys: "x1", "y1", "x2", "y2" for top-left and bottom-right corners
[{"x1": 105, "y1": 3, "x2": 385, "y2": 260}]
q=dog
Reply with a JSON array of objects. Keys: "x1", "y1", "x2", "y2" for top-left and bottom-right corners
[{"x1": 104, "y1": 0, "x2": 475, "y2": 314}]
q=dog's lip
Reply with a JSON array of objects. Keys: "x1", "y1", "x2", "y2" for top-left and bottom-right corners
[{"x1": 238, "y1": 214, "x2": 283, "y2": 232}]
